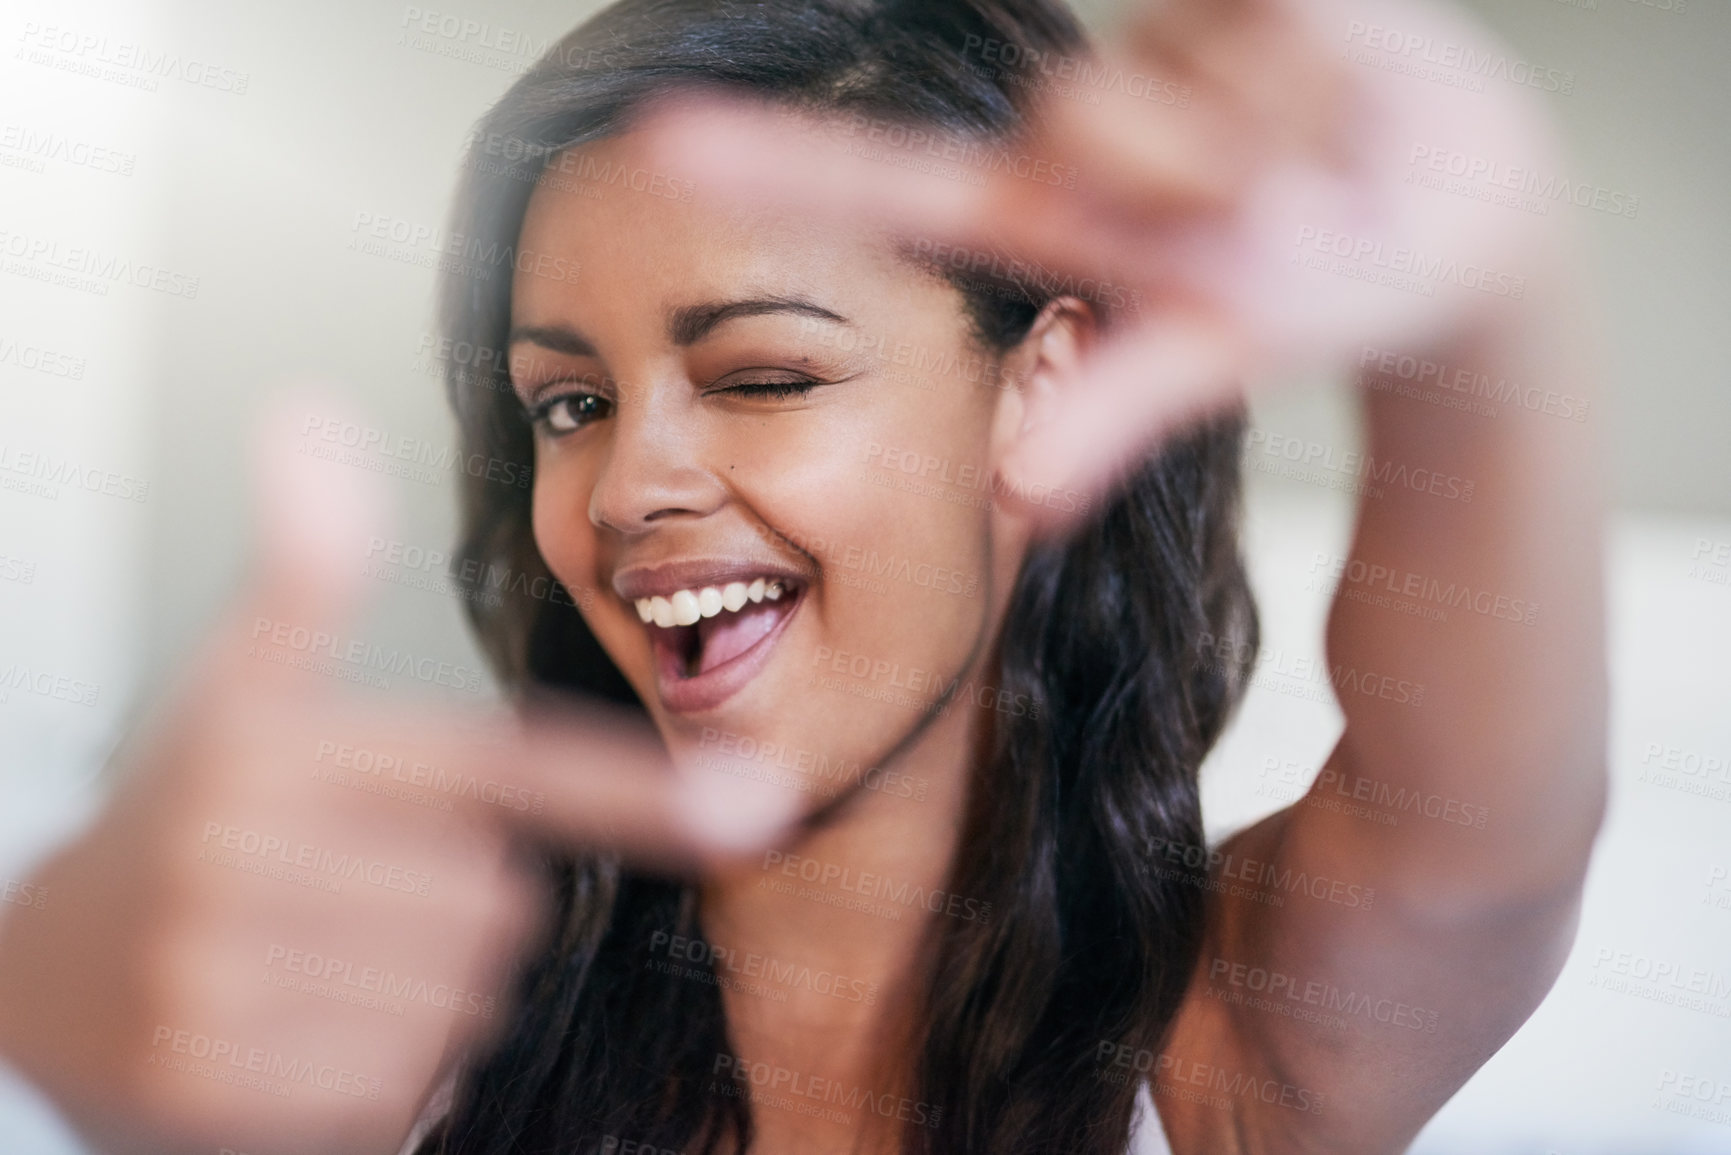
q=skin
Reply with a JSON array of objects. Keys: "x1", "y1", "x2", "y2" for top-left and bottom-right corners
[
  {"x1": 585, "y1": 0, "x2": 1608, "y2": 1150},
  {"x1": 0, "y1": 0, "x2": 1607, "y2": 1153},
  {"x1": 509, "y1": 135, "x2": 1089, "y2": 1152}
]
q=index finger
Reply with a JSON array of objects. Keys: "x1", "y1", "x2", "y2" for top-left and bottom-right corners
[
  {"x1": 637, "y1": 83, "x2": 1237, "y2": 285},
  {"x1": 277, "y1": 695, "x2": 805, "y2": 869}
]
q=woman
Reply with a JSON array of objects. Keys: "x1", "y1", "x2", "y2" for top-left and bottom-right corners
[
  {"x1": 419, "y1": 2, "x2": 1253, "y2": 1152},
  {"x1": 413, "y1": 0, "x2": 1606, "y2": 1151},
  {"x1": 0, "y1": 0, "x2": 1607, "y2": 1153}
]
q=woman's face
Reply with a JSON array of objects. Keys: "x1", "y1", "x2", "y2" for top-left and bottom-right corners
[{"x1": 509, "y1": 131, "x2": 1042, "y2": 804}]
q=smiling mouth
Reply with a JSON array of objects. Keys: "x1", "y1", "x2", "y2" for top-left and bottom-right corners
[{"x1": 635, "y1": 577, "x2": 803, "y2": 680}]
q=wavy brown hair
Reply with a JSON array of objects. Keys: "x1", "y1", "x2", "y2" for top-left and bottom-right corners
[{"x1": 418, "y1": 1, "x2": 1259, "y2": 1152}]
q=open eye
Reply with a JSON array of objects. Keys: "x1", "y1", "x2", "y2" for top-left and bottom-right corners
[{"x1": 530, "y1": 391, "x2": 611, "y2": 434}]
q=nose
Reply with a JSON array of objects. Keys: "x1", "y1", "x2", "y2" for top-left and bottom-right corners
[{"x1": 586, "y1": 385, "x2": 726, "y2": 533}]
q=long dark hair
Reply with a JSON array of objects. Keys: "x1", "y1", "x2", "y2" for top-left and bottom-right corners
[{"x1": 420, "y1": 2, "x2": 1259, "y2": 1152}]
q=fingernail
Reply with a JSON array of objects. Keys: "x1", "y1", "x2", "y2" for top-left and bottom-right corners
[
  {"x1": 676, "y1": 763, "x2": 801, "y2": 853},
  {"x1": 254, "y1": 388, "x2": 393, "y2": 607}
]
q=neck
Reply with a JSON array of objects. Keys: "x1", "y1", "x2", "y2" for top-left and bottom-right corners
[{"x1": 697, "y1": 677, "x2": 992, "y2": 1153}]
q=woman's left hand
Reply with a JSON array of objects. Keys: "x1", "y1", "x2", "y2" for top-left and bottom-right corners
[{"x1": 642, "y1": 0, "x2": 1566, "y2": 519}]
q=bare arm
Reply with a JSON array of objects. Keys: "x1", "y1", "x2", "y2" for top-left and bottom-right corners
[
  {"x1": 1160, "y1": 253, "x2": 1610, "y2": 1153},
  {"x1": 631, "y1": 1, "x2": 1612, "y2": 1147}
]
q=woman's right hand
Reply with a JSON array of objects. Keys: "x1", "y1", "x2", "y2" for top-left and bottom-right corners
[{"x1": 0, "y1": 397, "x2": 796, "y2": 1155}]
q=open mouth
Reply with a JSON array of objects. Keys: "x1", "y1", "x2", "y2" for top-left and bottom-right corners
[{"x1": 634, "y1": 577, "x2": 805, "y2": 692}]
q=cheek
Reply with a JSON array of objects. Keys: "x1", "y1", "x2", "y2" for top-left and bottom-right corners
[
  {"x1": 737, "y1": 399, "x2": 1001, "y2": 701},
  {"x1": 529, "y1": 455, "x2": 648, "y2": 679},
  {"x1": 529, "y1": 454, "x2": 597, "y2": 592}
]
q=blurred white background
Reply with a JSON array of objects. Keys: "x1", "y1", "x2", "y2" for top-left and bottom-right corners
[{"x1": 1, "y1": 0, "x2": 1727, "y2": 1151}]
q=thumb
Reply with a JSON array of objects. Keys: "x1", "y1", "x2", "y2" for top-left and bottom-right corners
[
  {"x1": 1000, "y1": 318, "x2": 1244, "y2": 528},
  {"x1": 230, "y1": 389, "x2": 393, "y2": 671}
]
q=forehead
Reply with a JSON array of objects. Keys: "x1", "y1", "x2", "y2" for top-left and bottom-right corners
[{"x1": 511, "y1": 131, "x2": 919, "y2": 327}]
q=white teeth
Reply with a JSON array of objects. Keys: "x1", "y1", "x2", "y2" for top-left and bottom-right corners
[{"x1": 633, "y1": 577, "x2": 794, "y2": 626}]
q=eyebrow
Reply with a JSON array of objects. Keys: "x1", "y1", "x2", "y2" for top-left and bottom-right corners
[
  {"x1": 506, "y1": 295, "x2": 852, "y2": 361},
  {"x1": 667, "y1": 295, "x2": 850, "y2": 346},
  {"x1": 507, "y1": 323, "x2": 596, "y2": 357}
]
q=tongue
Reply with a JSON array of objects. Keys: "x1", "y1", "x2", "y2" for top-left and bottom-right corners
[{"x1": 695, "y1": 601, "x2": 786, "y2": 675}]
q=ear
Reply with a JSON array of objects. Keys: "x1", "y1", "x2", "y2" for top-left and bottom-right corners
[{"x1": 988, "y1": 296, "x2": 1097, "y2": 512}]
